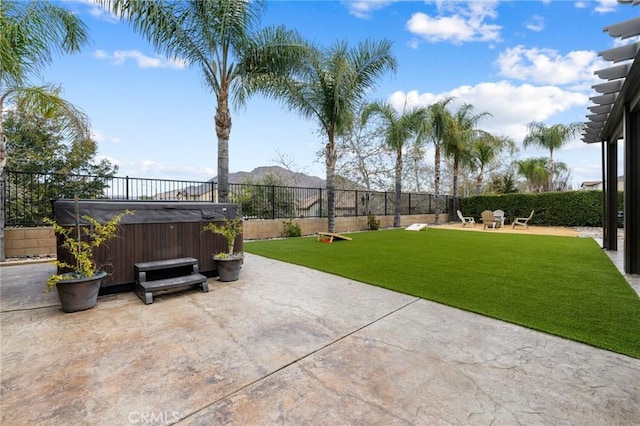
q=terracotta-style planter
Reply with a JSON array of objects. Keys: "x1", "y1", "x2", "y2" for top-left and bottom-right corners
[
  {"x1": 55, "y1": 271, "x2": 107, "y2": 313},
  {"x1": 214, "y1": 255, "x2": 243, "y2": 282}
]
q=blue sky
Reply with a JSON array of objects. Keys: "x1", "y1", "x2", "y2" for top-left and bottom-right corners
[{"x1": 40, "y1": 1, "x2": 639, "y2": 189}]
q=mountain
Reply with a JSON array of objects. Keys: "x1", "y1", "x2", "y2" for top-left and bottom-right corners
[
  {"x1": 159, "y1": 166, "x2": 364, "y2": 199},
  {"x1": 213, "y1": 166, "x2": 326, "y2": 188}
]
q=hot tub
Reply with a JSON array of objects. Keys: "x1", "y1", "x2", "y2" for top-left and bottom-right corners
[{"x1": 52, "y1": 200, "x2": 242, "y2": 291}]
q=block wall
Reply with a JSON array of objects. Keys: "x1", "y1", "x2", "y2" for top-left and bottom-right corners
[
  {"x1": 5, "y1": 227, "x2": 56, "y2": 258},
  {"x1": 4, "y1": 214, "x2": 449, "y2": 258}
]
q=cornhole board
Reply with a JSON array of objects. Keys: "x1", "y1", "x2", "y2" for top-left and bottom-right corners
[
  {"x1": 405, "y1": 223, "x2": 428, "y2": 231},
  {"x1": 317, "y1": 232, "x2": 352, "y2": 243}
]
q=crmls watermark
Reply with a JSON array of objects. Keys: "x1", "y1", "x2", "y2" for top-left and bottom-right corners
[{"x1": 128, "y1": 411, "x2": 180, "y2": 424}]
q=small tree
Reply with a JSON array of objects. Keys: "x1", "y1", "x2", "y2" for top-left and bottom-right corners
[
  {"x1": 203, "y1": 217, "x2": 243, "y2": 256},
  {"x1": 45, "y1": 209, "x2": 132, "y2": 289}
]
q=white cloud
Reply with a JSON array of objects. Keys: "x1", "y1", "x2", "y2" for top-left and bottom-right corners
[
  {"x1": 524, "y1": 15, "x2": 544, "y2": 32},
  {"x1": 94, "y1": 49, "x2": 109, "y2": 60},
  {"x1": 75, "y1": 0, "x2": 119, "y2": 23},
  {"x1": 406, "y1": 1, "x2": 501, "y2": 45},
  {"x1": 92, "y1": 129, "x2": 121, "y2": 144},
  {"x1": 407, "y1": 39, "x2": 420, "y2": 50},
  {"x1": 113, "y1": 159, "x2": 215, "y2": 181},
  {"x1": 613, "y1": 36, "x2": 640, "y2": 47},
  {"x1": 93, "y1": 50, "x2": 187, "y2": 69},
  {"x1": 343, "y1": 0, "x2": 398, "y2": 18},
  {"x1": 495, "y1": 45, "x2": 605, "y2": 86},
  {"x1": 574, "y1": 0, "x2": 622, "y2": 13},
  {"x1": 594, "y1": 0, "x2": 619, "y2": 13},
  {"x1": 103, "y1": 155, "x2": 217, "y2": 181},
  {"x1": 388, "y1": 81, "x2": 587, "y2": 144}
]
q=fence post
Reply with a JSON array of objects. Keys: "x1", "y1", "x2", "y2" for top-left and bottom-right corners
[
  {"x1": 384, "y1": 192, "x2": 388, "y2": 216},
  {"x1": 355, "y1": 190, "x2": 358, "y2": 217},
  {"x1": 408, "y1": 193, "x2": 412, "y2": 215},
  {"x1": 319, "y1": 188, "x2": 322, "y2": 218},
  {"x1": 125, "y1": 176, "x2": 129, "y2": 200},
  {"x1": 270, "y1": 185, "x2": 275, "y2": 219}
]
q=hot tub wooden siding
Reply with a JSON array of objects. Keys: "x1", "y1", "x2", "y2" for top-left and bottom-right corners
[{"x1": 53, "y1": 200, "x2": 242, "y2": 289}]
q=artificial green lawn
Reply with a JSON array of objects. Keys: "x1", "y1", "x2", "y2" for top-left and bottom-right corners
[{"x1": 245, "y1": 228, "x2": 640, "y2": 359}]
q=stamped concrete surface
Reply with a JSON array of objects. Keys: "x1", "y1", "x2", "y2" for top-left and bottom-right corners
[{"x1": 1, "y1": 254, "x2": 639, "y2": 425}]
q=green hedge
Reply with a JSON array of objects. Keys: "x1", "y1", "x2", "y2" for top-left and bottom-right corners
[{"x1": 460, "y1": 191, "x2": 623, "y2": 227}]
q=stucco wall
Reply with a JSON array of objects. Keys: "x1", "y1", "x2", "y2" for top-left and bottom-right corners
[{"x1": 4, "y1": 213, "x2": 449, "y2": 258}]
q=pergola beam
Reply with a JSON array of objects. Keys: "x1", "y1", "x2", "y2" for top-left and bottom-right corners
[{"x1": 585, "y1": 11, "x2": 640, "y2": 273}]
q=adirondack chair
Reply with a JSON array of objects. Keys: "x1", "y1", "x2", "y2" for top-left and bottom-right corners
[
  {"x1": 513, "y1": 210, "x2": 535, "y2": 229},
  {"x1": 456, "y1": 210, "x2": 476, "y2": 227},
  {"x1": 481, "y1": 210, "x2": 499, "y2": 230}
]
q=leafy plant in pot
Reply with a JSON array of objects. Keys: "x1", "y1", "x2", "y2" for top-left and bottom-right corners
[
  {"x1": 203, "y1": 217, "x2": 243, "y2": 282},
  {"x1": 45, "y1": 208, "x2": 132, "y2": 313}
]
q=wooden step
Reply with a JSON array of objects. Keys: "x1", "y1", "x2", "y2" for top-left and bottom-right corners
[
  {"x1": 135, "y1": 257, "x2": 198, "y2": 272},
  {"x1": 135, "y1": 273, "x2": 208, "y2": 305},
  {"x1": 139, "y1": 273, "x2": 207, "y2": 292},
  {"x1": 134, "y1": 257, "x2": 208, "y2": 305}
]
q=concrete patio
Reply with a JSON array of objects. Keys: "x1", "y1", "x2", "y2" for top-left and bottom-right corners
[{"x1": 1, "y1": 252, "x2": 639, "y2": 425}]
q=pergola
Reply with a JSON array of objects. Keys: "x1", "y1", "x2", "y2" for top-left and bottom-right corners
[{"x1": 583, "y1": 1, "x2": 639, "y2": 274}]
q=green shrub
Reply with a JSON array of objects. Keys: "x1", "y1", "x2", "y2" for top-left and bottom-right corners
[
  {"x1": 367, "y1": 214, "x2": 380, "y2": 230},
  {"x1": 460, "y1": 191, "x2": 623, "y2": 227},
  {"x1": 281, "y1": 219, "x2": 302, "y2": 238}
]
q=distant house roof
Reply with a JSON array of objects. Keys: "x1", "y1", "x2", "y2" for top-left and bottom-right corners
[
  {"x1": 176, "y1": 183, "x2": 210, "y2": 197},
  {"x1": 580, "y1": 176, "x2": 624, "y2": 187},
  {"x1": 299, "y1": 191, "x2": 358, "y2": 210}
]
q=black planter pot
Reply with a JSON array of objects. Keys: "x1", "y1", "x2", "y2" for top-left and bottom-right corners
[
  {"x1": 55, "y1": 271, "x2": 107, "y2": 313},
  {"x1": 214, "y1": 255, "x2": 243, "y2": 282}
]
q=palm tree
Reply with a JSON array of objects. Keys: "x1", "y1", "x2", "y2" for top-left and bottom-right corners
[
  {"x1": 516, "y1": 157, "x2": 571, "y2": 193},
  {"x1": 1, "y1": 0, "x2": 90, "y2": 261},
  {"x1": 445, "y1": 103, "x2": 491, "y2": 209},
  {"x1": 425, "y1": 97, "x2": 454, "y2": 224},
  {"x1": 101, "y1": 0, "x2": 307, "y2": 202},
  {"x1": 361, "y1": 100, "x2": 427, "y2": 228},
  {"x1": 469, "y1": 133, "x2": 506, "y2": 196},
  {"x1": 259, "y1": 39, "x2": 397, "y2": 232},
  {"x1": 522, "y1": 121, "x2": 583, "y2": 192},
  {"x1": 516, "y1": 157, "x2": 548, "y2": 193}
]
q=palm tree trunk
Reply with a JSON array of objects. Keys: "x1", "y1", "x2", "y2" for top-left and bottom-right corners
[
  {"x1": 476, "y1": 171, "x2": 483, "y2": 196},
  {"x1": 215, "y1": 90, "x2": 232, "y2": 203},
  {"x1": 0, "y1": 171, "x2": 5, "y2": 262},
  {"x1": 326, "y1": 137, "x2": 336, "y2": 233},
  {"x1": 0, "y1": 94, "x2": 6, "y2": 261},
  {"x1": 547, "y1": 152, "x2": 554, "y2": 192},
  {"x1": 452, "y1": 155, "x2": 459, "y2": 213},
  {"x1": 434, "y1": 145, "x2": 441, "y2": 224},
  {"x1": 394, "y1": 148, "x2": 402, "y2": 228},
  {"x1": 217, "y1": 134, "x2": 229, "y2": 203}
]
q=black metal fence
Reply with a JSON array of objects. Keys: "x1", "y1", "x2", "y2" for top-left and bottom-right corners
[{"x1": 4, "y1": 170, "x2": 451, "y2": 226}]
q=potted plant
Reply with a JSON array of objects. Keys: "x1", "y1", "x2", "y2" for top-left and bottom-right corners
[
  {"x1": 203, "y1": 217, "x2": 243, "y2": 282},
  {"x1": 45, "y1": 208, "x2": 132, "y2": 313}
]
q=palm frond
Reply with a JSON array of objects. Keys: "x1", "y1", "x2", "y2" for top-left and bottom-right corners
[
  {"x1": 1, "y1": 0, "x2": 90, "y2": 87},
  {"x1": 11, "y1": 85, "x2": 91, "y2": 143}
]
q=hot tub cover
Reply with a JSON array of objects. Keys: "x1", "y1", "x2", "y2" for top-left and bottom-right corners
[{"x1": 52, "y1": 200, "x2": 241, "y2": 226}]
